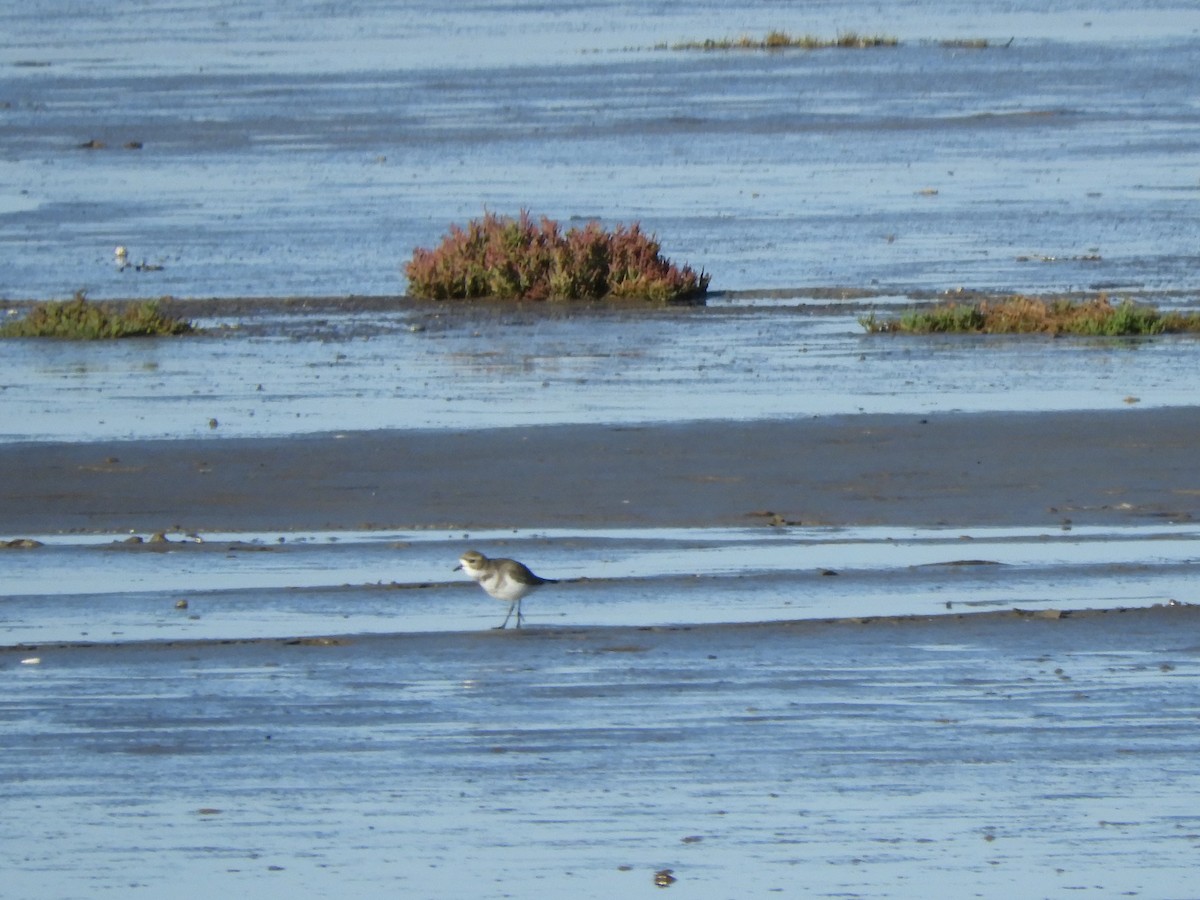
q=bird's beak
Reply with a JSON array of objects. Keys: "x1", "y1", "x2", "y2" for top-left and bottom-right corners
[{"x1": 453, "y1": 563, "x2": 463, "y2": 571}]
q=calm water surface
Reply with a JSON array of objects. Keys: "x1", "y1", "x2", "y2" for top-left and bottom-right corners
[
  {"x1": 3, "y1": 0, "x2": 1199, "y2": 299},
  {"x1": 4, "y1": 5, "x2": 1200, "y2": 897},
  {"x1": 4, "y1": 302, "x2": 1200, "y2": 441}
]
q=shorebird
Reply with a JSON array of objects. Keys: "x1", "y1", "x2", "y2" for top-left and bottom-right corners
[{"x1": 455, "y1": 549, "x2": 556, "y2": 629}]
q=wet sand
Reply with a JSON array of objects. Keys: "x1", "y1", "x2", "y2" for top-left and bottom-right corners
[
  {"x1": 3, "y1": 406, "x2": 1197, "y2": 535},
  {"x1": 5, "y1": 413, "x2": 1200, "y2": 899},
  {"x1": 5, "y1": 391, "x2": 1200, "y2": 898},
  {"x1": 7, "y1": 0, "x2": 1200, "y2": 891},
  {"x1": 5, "y1": 605, "x2": 1199, "y2": 899}
]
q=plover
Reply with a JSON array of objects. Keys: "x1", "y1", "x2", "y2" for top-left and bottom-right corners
[{"x1": 455, "y1": 549, "x2": 556, "y2": 629}]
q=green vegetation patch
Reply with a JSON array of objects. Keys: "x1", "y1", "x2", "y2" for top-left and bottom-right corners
[
  {"x1": 671, "y1": 30, "x2": 899, "y2": 51},
  {"x1": 404, "y1": 211, "x2": 710, "y2": 305},
  {"x1": 1, "y1": 292, "x2": 194, "y2": 339},
  {"x1": 860, "y1": 295, "x2": 1200, "y2": 336}
]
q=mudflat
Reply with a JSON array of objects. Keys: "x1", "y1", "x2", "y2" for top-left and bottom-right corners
[
  {"x1": 5, "y1": 604, "x2": 1199, "y2": 899},
  {"x1": 5, "y1": 397, "x2": 1199, "y2": 900},
  {"x1": 2, "y1": 406, "x2": 1196, "y2": 535}
]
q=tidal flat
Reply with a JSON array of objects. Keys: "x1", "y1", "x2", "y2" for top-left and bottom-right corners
[{"x1": 4, "y1": 0, "x2": 1200, "y2": 896}]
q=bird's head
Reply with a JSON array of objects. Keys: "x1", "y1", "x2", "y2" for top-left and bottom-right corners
[{"x1": 456, "y1": 549, "x2": 486, "y2": 573}]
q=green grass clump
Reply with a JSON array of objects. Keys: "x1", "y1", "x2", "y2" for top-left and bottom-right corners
[
  {"x1": 404, "y1": 211, "x2": 710, "y2": 304},
  {"x1": 673, "y1": 30, "x2": 899, "y2": 51},
  {"x1": 860, "y1": 295, "x2": 1200, "y2": 336},
  {"x1": 0, "y1": 292, "x2": 193, "y2": 339}
]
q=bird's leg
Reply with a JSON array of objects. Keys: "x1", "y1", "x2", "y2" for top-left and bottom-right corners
[
  {"x1": 514, "y1": 599, "x2": 523, "y2": 629},
  {"x1": 496, "y1": 602, "x2": 516, "y2": 630}
]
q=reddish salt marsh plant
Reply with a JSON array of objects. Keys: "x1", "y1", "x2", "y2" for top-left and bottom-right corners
[
  {"x1": 404, "y1": 211, "x2": 709, "y2": 304},
  {"x1": 672, "y1": 30, "x2": 899, "y2": 51}
]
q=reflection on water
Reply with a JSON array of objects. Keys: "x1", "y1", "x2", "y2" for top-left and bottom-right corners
[
  {"x1": 3, "y1": 522, "x2": 1196, "y2": 644},
  {"x1": 2, "y1": 302, "x2": 1197, "y2": 441}
]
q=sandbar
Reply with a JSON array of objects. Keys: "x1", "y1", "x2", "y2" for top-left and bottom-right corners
[{"x1": 1, "y1": 406, "x2": 1196, "y2": 535}]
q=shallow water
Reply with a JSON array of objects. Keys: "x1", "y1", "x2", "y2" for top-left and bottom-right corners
[
  {"x1": 4, "y1": 302, "x2": 1199, "y2": 441},
  {"x1": 3, "y1": 0, "x2": 1200, "y2": 300},
  {"x1": 4, "y1": 610, "x2": 1200, "y2": 899},
  {"x1": 4, "y1": 3, "x2": 1200, "y2": 897},
  {"x1": 3, "y1": 523, "x2": 1196, "y2": 644}
]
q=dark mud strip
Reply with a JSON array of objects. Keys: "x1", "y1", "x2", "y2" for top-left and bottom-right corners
[
  {"x1": 1, "y1": 407, "x2": 1197, "y2": 534},
  {"x1": 1, "y1": 602, "x2": 1189, "y2": 654},
  {"x1": 3, "y1": 605, "x2": 1198, "y2": 898}
]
